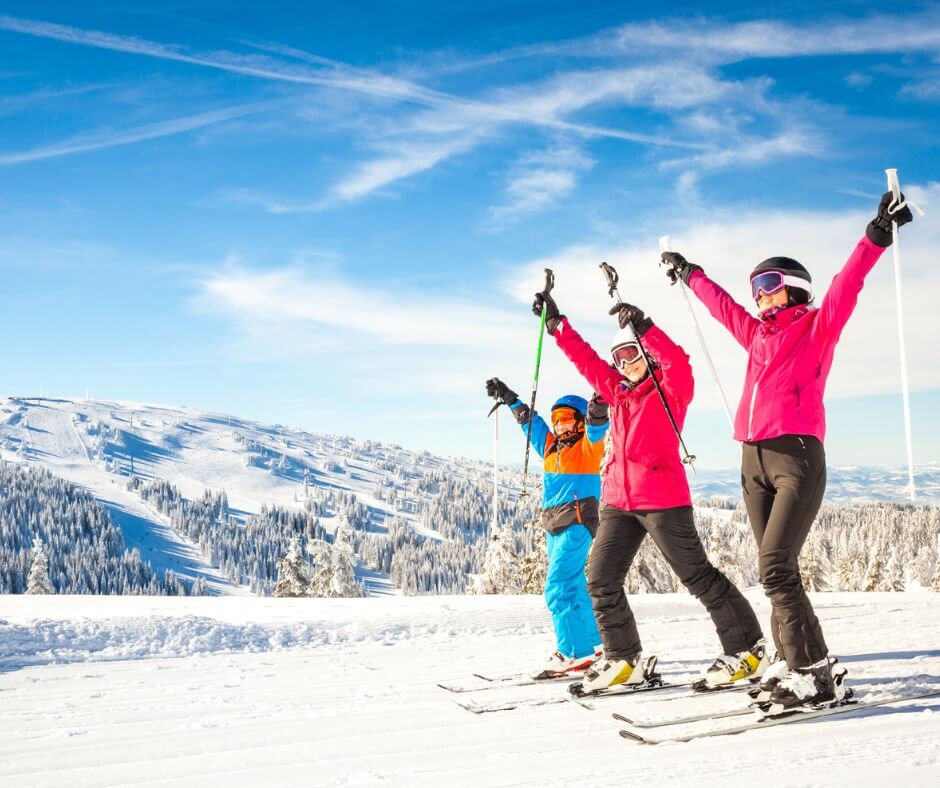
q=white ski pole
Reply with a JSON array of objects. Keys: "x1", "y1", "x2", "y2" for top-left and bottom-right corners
[
  {"x1": 659, "y1": 235, "x2": 735, "y2": 430},
  {"x1": 492, "y1": 407, "x2": 499, "y2": 531},
  {"x1": 884, "y1": 169, "x2": 924, "y2": 503}
]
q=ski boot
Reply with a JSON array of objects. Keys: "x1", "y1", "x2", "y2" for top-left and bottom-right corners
[
  {"x1": 531, "y1": 651, "x2": 596, "y2": 681},
  {"x1": 748, "y1": 655, "x2": 789, "y2": 703},
  {"x1": 576, "y1": 653, "x2": 653, "y2": 694},
  {"x1": 694, "y1": 639, "x2": 769, "y2": 692},
  {"x1": 767, "y1": 657, "x2": 850, "y2": 711}
]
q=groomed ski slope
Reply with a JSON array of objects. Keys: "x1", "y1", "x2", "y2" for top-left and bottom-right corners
[{"x1": 1, "y1": 592, "x2": 938, "y2": 787}]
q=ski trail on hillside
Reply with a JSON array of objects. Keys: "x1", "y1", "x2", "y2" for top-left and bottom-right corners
[{"x1": 0, "y1": 398, "x2": 242, "y2": 594}]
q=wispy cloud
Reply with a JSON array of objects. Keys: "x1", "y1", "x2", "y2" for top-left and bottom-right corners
[
  {"x1": 329, "y1": 135, "x2": 483, "y2": 203},
  {"x1": 198, "y1": 265, "x2": 524, "y2": 348},
  {"x1": 610, "y1": 16, "x2": 940, "y2": 61},
  {"x1": 489, "y1": 144, "x2": 595, "y2": 226},
  {"x1": 4, "y1": 10, "x2": 937, "y2": 212},
  {"x1": 0, "y1": 102, "x2": 276, "y2": 166}
]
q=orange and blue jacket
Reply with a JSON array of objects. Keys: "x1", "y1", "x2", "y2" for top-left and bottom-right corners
[{"x1": 509, "y1": 403, "x2": 608, "y2": 535}]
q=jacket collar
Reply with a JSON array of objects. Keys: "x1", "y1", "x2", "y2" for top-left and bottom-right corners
[{"x1": 759, "y1": 303, "x2": 811, "y2": 329}]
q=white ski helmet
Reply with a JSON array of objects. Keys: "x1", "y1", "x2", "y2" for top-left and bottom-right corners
[{"x1": 611, "y1": 327, "x2": 637, "y2": 356}]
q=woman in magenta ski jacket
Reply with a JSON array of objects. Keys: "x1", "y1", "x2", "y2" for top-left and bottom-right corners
[
  {"x1": 661, "y1": 191, "x2": 915, "y2": 708},
  {"x1": 531, "y1": 291, "x2": 764, "y2": 694}
]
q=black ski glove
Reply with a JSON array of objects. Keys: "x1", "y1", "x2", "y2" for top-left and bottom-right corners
[
  {"x1": 587, "y1": 393, "x2": 609, "y2": 426},
  {"x1": 608, "y1": 302, "x2": 653, "y2": 337},
  {"x1": 866, "y1": 191, "x2": 914, "y2": 247},
  {"x1": 485, "y1": 377, "x2": 519, "y2": 406},
  {"x1": 532, "y1": 291, "x2": 564, "y2": 335},
  {"x1": 661, "y1": 251, "x2": 702, "y2": 286}
]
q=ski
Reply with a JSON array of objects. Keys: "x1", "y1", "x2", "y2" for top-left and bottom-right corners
[
  {"x1": 453, "y1": 695, "x2": 571, "y2": 714},
  {"x1": 437, "y1": 672, "x2": 579, "y2": 694},
  {"x1": 455, "y1": 678, "x2": 678, "y2": 714},
  {"x1": 613, "y1": 705, "x2": 752, "y2": 728},
  {"x1": 640, "y1": 681, "x2": 754, "y2": 705},
  {"x1": 567, "y1": 678, "x2": 679, "y2": 700},
  {"x1": 617, "y1": 688, "x2": 940, "y2": 744}
]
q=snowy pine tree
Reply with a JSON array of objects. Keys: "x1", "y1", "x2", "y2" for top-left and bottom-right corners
[
  {"x1": 26, "y1": 537, "x2": 53, "y2": 594},
  {"x1": 476, "y1": 525, "x2": 521, "y2": 594},
  {"x1": 519, "y1": 529, "x2": 547, "y2": 594},
  {"x1": 275, "y1": 537, "x2": 310, "y2": 597},
  {"x1": 307, "y1": 538, "x2": 362, "y2": 598}
]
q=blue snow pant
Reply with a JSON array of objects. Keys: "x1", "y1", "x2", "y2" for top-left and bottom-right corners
[{"x1": 545, "y1": 524, "x2": 600, "y2": 659}]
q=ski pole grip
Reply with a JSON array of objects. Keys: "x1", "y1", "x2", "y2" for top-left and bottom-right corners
[
  {"x1": 543, "y1": 268, "x2": 555, "y2": 294},
  {"x1": 885, "y1": 168, "x2": 901, "y2": 202},
  {"x1": 599, "y1": 262, "x2": 619, "y2": 296},
  {"x1": 659, "y1": 235, "x2": 672, "y2": 254}
]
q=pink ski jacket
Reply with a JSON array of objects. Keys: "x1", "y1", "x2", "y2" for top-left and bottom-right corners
[
  {"x1": 687, "y1": 235, "x2": 886, "y2": 443},
  {"x1": 554, "y1": 319, "x2": 693, "y2": 511}
]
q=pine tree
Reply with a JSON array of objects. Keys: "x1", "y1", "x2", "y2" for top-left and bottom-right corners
[
  {"x1": 306, "y1": 538, "x2": 362, "y2": 597},
  {"x1": 931, "y1": 563, "x2": 940, "y2": 593},
  {"x1": 274, "y1": 537, "x2": 310, "y2": 597},
  {"x1": 519, "y1": 529, "x2": 547, "y2": 594},
  {"x1": 863, "y1": 554, "x2": 885, "y2": 592},
  {"x1": 26, "y1": 537, "x2": 54, "y2": 594},
  {"x1": 477, "y1": 525, "x2": 522, "y2": 594}
]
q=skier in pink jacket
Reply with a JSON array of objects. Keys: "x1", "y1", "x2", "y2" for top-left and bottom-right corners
[
  {"x1": 661, "y1": 191, "x2": 915, "y2": 708},
  {"x1": 530, "y1": 290, "x2": 764, "y2": 694}
]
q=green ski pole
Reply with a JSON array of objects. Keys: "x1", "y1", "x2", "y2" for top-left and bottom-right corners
[{"x1": 522, "y1": 268, "x2": 554, "y2": 496}]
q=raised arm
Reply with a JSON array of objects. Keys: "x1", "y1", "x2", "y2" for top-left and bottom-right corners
[
  {"x1": 529, "y1": 289, "x2": 623, "y2": 401},
  {"x1": 662, "y1": 252, "x2": 759, "y2": 350},
  {"x1": 484, "y1": 377, "x2": 551, "y2": 456},
  {"x1": 552, "y1": 318, "x2": 622, "y2": 402},
  {"x1": 814, "y1": 193, "x2": 912, "y2": 344},
  {"x1": 636, "y1": 324, "x2": 694, "y2": 408},
  {"x1": 509, "y1": 403, "x2": 551, "y2": 457},
  {"x1": 582, "y1": 393, "x2": 610, "y2": 465}
]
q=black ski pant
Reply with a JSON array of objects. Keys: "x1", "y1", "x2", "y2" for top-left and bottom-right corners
[
  {"x1": 587, "y1": 504, "x2": 763, "y2": 660},
  {"x1": 741, "y1": 435, "x2": 828, "y2": 669}
]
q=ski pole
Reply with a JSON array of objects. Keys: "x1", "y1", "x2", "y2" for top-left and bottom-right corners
[
  {"x1": 884, "y1": 168, "x2": 925, "y2": 503},
  {"x1": 599, "y1": 261, "x2": 696, "y2": 468},
  {"x1": 521, "y1": 268, "x2": 554, "y2": 496},
  {"x1": 659, "y1": 235, "x2": 735, "y2": 430},
  {"x1": 492, "y1": 406, "x2": 499, "y2": 531}
]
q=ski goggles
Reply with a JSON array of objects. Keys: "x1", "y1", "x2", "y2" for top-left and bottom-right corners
[
  {"x1": 612, "y1": 342, "x2": 643, "y2": 368},
  {"x1": 552, "y1": 408, "x2": 580, "y2": 427},
  {"x1": 551, "y1": 408, "x2": 580, "y2": 433},
  {"x1": 750, "y1": 271, "x2": 810, "y2": 301}
]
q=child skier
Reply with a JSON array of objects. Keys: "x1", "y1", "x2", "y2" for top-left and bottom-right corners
[
  {"x1": 485, "y1": 379, "x2": 607, "y2": 679},
  {"x1": 530, "y1": 291, "x2": 766, "y2": 693},
  {"x1": 660, "y1": 190, "x2": 914, "y2": 708}
]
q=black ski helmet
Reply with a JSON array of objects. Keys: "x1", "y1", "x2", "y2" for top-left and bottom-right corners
[{"x1": 750, "y1": 256, "x2": 813, "y2": 306}]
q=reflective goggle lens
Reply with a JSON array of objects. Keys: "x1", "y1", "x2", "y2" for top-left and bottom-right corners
[
  {"x1": 750, "y1": 271, "x2": 786, "y2": 299},
  {"x1": 551, "y1": 407, "x2": 578, "y2": 426},
  {"x1": 612, "y1": 343, "x2": 642, "y2": 367}
]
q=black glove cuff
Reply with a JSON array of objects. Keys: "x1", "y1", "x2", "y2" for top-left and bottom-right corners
[
  {"x1": 866, "y1": 220, "x2": 893, "y2": 248},
  {"x1": 680, "y1": 263, "x2": 702, "y2": 287},
  {"x1": 511, "y1": 402, "x2": 531, "y2": 426},
  {"x1": 633, "y1": 316, "x2": 654, "y2": 337},
  {"x1": 546, "y1": 315, "x2": 564, "y2": 335}
]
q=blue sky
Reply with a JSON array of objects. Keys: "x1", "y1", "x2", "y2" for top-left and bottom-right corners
[{"x1": 1, "y1": 1, "x2": 939, "y2": 469}]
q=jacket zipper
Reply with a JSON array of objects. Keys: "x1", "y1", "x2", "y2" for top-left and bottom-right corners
[
  {"x1": 747, "y1": 383, "x2": 758, "y2": 440},
  {"x1": 574, "y1": 492, "x2": 582, "y2": 523}
]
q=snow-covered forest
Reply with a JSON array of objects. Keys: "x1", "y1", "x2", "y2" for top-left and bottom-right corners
[
  {"x1": 0, "y1": 397, "x2": 938, "y2": 597},
  {"x1": 0, "y1": 463, "x2": 163, "y2": 594}
]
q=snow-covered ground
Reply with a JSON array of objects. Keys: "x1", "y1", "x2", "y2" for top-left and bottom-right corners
[{"x1": 1, "y1": 592, "x2": 938, "y2": 787}]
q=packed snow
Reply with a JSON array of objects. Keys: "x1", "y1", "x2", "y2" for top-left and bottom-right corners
[{"x1": 1, "y1": 592, "x2": 938, "y2": 787}]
